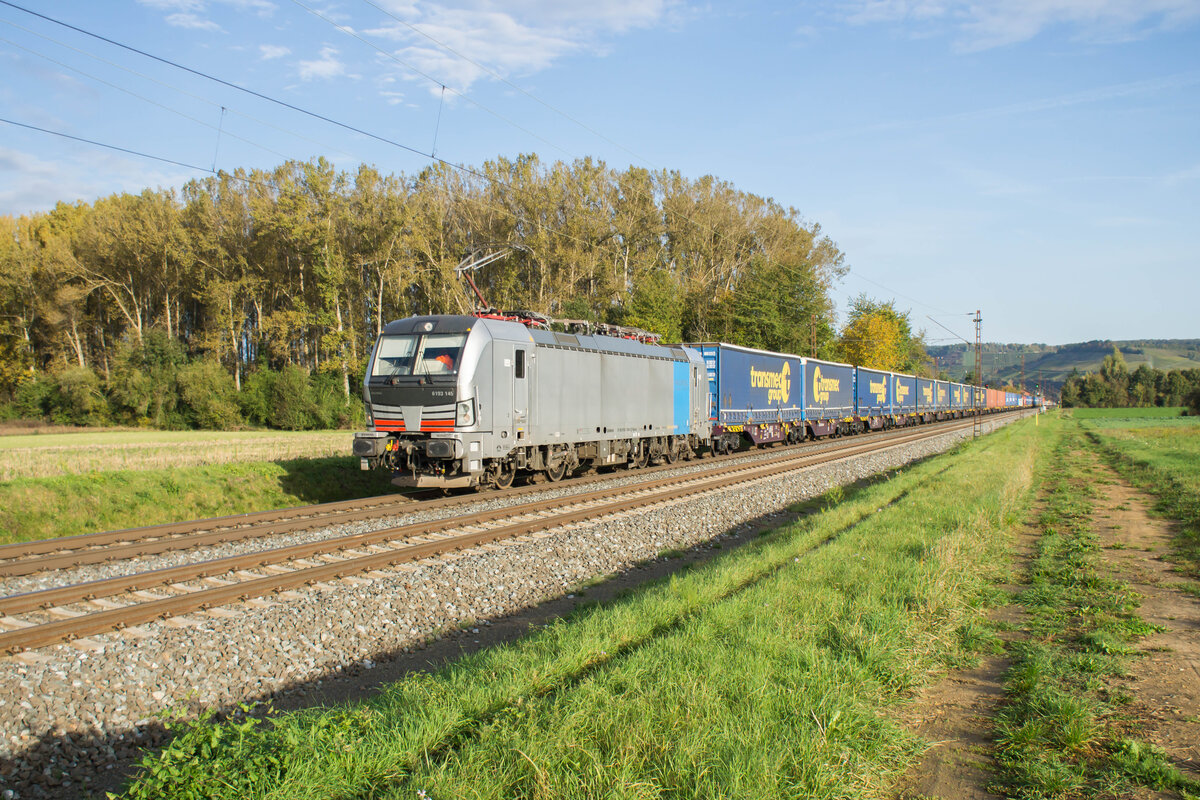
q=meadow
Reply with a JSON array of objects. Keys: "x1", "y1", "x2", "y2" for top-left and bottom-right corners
[
  {"x1": 120, "y1": 417, "x2": 1041, "y2": 798},
  {"x1": 0, "y1": 429, "x2": 352, "y2": 481}
]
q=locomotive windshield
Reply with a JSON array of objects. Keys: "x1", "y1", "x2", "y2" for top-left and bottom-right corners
[{"x1": 372, "y1": 333, "x2": 467, "y2": 377}]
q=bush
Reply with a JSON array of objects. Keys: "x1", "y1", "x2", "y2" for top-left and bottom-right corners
[
  {"x1": 49, "y1": 366, "x2": 109, "y2": 425},
  {"x1": 12, "y1": 374, "x2": 54, "y2": 419},
  {"x1": 238, "y1": 368, "x2": 276, "y2": 427},
  {"x1": 269, "y1": 365, "x2": 319, "y2": 431},
  {"x1": 1185, "y1": 386, "x2": 1200, "y2": 417},
  {"x1": 176, "y1": 360, "x2": 244, "y2": 429}
]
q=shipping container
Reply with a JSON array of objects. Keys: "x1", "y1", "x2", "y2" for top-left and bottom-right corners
[
  {"x1": 893, "y1": 373, "x2": 917, "y2": 416},
  {"x1": 917, "y1": 377, "x2": 936, "y2": 417},
  {"x1": 934, "y1": 380, "x2": 950, "y2": 412},
  {"x1": 950, "y1": 383, "x2": 968, "y2": 411},
  {"x1": 1006, "y1": 391, "x2": 1019, "y2": 408},
  {"x1": 855, "y1": 367, "x2": 892, "y2": 418},
  {"x1": 805, "y1": 358, "x2": 855, "y2": 424},
  {"x1": 693, "y1": 343, "x2": 804, "y2": 425}
]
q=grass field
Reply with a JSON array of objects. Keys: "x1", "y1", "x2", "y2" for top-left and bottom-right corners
[
  {"x1": 0, "y1": 429, "x2": 352, "y2": 481},
  {"x1": 0, "y1": 457, "x2": 399, "y2": 545},
  {"x1": 1077, "y1": 408, "x2": 1200, "y2": 571},
  {"x1": 119, "y1": 418, "x2": 1040, "y2": 799}
]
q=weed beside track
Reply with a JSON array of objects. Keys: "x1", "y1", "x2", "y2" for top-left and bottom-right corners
[{"x1": 118, "y1": 420, "x2": 1038, "y2": 799}]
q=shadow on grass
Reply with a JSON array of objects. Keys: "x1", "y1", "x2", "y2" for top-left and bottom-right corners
[
  {"x1": 274, "y1": 456, "x2": 400, "y2": 505},
  {"x1": 3, "y1": 457, "x2": 950, "y2": 798}
]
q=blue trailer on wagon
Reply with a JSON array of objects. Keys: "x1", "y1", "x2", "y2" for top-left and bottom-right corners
[
  {"x1": 892, "y1": 373, "x2": 917, "y2": 426},
  {"x1": 804, "y1": 358, "x2": 855, "y2": 437},
  {"x1": 854, "y1": 367, "x2": 892, "y2": 431},
  {"x1": 692, "y1": 343, "x2": 805, "y2": 454},
  {"x1": 917, "y1": 378, "x2": 937, "y2": 423}
]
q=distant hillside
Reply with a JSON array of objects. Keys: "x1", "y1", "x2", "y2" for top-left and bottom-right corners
[{"x1": 926, "y1": 339, "x2": 1200, "y2": 397}]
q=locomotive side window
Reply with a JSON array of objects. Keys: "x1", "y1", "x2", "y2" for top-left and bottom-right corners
[{"x1": 515, "y1": 349, "x2": 526, "y2": 379}]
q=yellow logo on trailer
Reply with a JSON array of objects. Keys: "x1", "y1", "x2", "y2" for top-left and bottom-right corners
[
  {"x1": 750, "y1": 361, "x2": 791, "y2": 405},
  {"x1": 869, "y1": 378, "x2": 887, "y2": 404},
  {"x1": 812, "y1": 366, "x2": 841, "y2": 404},
  {"x1": 922, "y1": 384, "x2": 933, "y2": 404},
  {"x1": 896, "y1": 382, "x2": 910, "y2": 402}
]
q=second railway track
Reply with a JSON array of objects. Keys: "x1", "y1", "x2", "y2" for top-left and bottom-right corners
[{"x1": 0, "y1": 419, "x2": 982, "y2": 654}]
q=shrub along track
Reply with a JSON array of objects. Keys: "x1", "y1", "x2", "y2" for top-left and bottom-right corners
[{"x1": 0, "y1": 420, "x2": 990, "y2": 655}]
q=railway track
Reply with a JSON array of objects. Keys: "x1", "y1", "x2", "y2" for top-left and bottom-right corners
[
  {"x1": 0, "y1": 415, "x2": 1003, "y2": 579},
  {"x1": 0, "y1": 417, "x2": 988, "y2": 654}
]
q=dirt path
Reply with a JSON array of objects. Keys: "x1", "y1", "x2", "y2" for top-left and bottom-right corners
[
  {"x1": 892, "y1": 528, "x2": 1036, "y2": 800},
  {"x1": 895, "y1": 457, "x2": 1200, "y2": 799},
  {"x1": 1093, "y1": 477, "x2": 1200, "y2": 784}
]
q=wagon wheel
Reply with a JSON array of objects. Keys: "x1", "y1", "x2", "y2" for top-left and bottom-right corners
[
  {"x1": 491, "y1": 461, "x2": 516, "y2": 490},
  {"x1": 545, "y1": 460, "x2": 567, "y2": 482}
]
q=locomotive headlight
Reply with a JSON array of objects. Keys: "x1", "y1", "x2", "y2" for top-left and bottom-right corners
[{"x1": 455, "y1": 399, "x2": 476, "y2": 427}]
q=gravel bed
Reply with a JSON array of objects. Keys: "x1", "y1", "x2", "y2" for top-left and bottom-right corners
[
  {"x1": 0, "y1": 422, "x2": 967, "y2": 597},
  {"x1": 0, "y1": 413, "x2": 1023, "y2": 798}
]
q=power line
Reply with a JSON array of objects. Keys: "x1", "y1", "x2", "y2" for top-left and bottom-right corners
[
  {"x1": 0, "y1": 117, "x2": 276, "y2": 190},
  {"x1": 0, "y1": 34, "x2": 291, "y2": 162},
  {"x1": 0, "y1": 12, "x2": 360, "y2": 161},
  {"x1": 845, "y1": 267, "x2": 965, "y2": 318}
]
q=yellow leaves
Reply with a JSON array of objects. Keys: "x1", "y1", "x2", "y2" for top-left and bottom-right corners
[{"x1": 839, "y1": 311, "x2": 903, "y2": 371}]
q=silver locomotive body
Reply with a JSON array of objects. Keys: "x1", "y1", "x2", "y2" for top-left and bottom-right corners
[{"x1": 353, "y1": 315, "x2": 711, "y2": 489}]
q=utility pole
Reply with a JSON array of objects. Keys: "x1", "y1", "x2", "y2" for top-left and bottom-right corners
[
  {"x1": 974, "y1": 310, "x2": 982, "y2": 439},
  {"x1": 810, "y1": 315, "x2": 816, "y2": 358},
  {"x1": 1021, "y1": 352, "x2": 1026, "y2": 393}
]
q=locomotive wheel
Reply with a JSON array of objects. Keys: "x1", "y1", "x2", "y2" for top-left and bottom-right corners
[
  {"x1": 663, "y1": 444, "x2": 677, "y2": 465},
  {"x1": 491, "y1": 462, "x2": 516, "y2": 490},
  {"x1": 545, "y1": 461, "x2": 567, "y2": 482},
  {"x1": 629, "y1": 445, "x2": 648, "y2": 469}
]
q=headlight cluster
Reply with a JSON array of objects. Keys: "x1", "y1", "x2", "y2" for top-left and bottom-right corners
[{"x1": 455, "y1": 399, "x2": 475, "y2": 426}]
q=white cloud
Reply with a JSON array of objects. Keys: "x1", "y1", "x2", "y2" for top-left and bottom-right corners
[
  {"x1": 137, "y1": 0, "x2": 205, "y2": 10},
  {"x1": 165, "y1": 12, "x2": 223, "y2": 31},
  {"x1": 0, "y1": 146, "x2": 188, "y2": 217},
  {"x1": 298, "y1": 46, "x2": 356, "y2": 81},
  {"x1": 362, "y1": 1, "x2": 674, "y2": 94},
  {"x1": 259, "y1": 44, "x2": 291, "y2": 60},
  {"x1": 837, "y1": 0, "x2": 1200, "y2": 49}
]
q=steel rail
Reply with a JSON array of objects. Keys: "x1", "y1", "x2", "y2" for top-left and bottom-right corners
[
  {"x1": 0, "y1": 420, "x2": 983, "y2": 653},
  {"x1": 0, "y1": 413, "x2": 1008, "y2": 575}
]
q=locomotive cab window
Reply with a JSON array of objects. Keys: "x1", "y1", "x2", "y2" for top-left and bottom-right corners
[{"x1": 372, "y1": 333, "x2": 467, "y2": 377}]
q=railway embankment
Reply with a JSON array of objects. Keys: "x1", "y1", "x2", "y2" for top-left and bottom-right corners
[{"x1": 1, "y1": 415, "x2": 1023, "y2": 798}]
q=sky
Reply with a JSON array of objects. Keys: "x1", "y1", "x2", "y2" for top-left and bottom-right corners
[{"x1": 1, "y1": 0, "x2": 1198, "y2": 346}]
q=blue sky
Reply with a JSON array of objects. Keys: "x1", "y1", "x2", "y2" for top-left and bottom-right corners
[{"x1": 1, "y1": 0, "x2": 1197, "y2": 345}]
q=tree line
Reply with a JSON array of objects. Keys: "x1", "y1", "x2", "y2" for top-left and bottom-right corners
[
  {"x1": 0, "y1": 154, "x2": 858, "y2": 429},
  {"x1": 1059, "y1": 346, "x2": 1200, "y2": 412}
]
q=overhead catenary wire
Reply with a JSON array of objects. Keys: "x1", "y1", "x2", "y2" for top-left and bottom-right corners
[
  {"x1": 0, "y1": 12, "x2": 362, "y2": 161},
  {"x1": 0, "y1": 34, "x2": 292, "y2": 162}
]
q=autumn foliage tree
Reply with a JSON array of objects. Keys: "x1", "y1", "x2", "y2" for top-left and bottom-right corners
[
  {"x1": 836, "y1": 295, "x2": 929, "y2": 373},
  {"x1": 0, "y1": 154, "x2": 847, "y2": 428}
]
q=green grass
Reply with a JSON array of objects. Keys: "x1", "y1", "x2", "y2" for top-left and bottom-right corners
[
  {"x1": 1069, "y1": 407, "x2": 1188, "y2": 420},
  {"x1": 119, "y1": 419, "x2": 1040, "y2": 799},
  {"x1": 994, "y1": 418, "x2": 1200, "y2": 798},
  {"x1": 1077, "y1": 415, "x2": 1200, "y2": 574},
  {"x1": 0, "y1": 457, "x2": 398, "y2": 544},
  {"x1": 0, "y1": 429, "x2": 352, "y2": 480}
]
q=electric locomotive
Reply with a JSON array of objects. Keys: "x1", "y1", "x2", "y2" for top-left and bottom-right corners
[{"x1": 353, "y1": 314, "x2": 711, "y2": 490}]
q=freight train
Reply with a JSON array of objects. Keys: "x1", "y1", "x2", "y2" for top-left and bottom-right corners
[{"x1": 352, "y1": 314, "x2": 1035, "y2": 489}]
